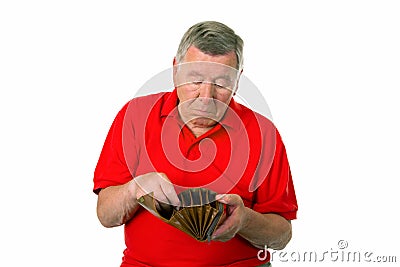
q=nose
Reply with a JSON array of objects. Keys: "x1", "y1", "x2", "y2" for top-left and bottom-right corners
[{"x1": 198, "y1": 82, "x2": 214, "y2": 104}]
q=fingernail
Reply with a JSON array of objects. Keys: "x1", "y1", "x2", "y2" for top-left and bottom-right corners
[
  {"x1": 216, "y1": 194, "x2": 224, "y2": 200},
  {"x1": 216, "y1": 195, "x2": 227, "y2": 203}
]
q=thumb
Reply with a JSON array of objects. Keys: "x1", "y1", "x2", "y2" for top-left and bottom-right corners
[{"x1": 216, "y1": 194, "x2": 228, "y2": 204}]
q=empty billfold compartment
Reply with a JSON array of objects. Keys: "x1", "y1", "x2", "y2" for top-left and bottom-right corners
[{"x1": 138, "y1": 188, "x2": 225, "y2": 242}]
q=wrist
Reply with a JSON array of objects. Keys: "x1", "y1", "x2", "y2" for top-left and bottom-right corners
[
  {"x1": 127, "y1": 179, "x2": 140, "y2": 202},
  {"x1": 240, "y1": 207, "x2": 253, "y2": 233}
]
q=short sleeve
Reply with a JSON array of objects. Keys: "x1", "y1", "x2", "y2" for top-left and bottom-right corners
[
  {"x1": 252, "y1": 129, "x2": 298, "y2": 220},
  {"x1": 93, "y1": 102, "x2": 138, "y2": 194}
]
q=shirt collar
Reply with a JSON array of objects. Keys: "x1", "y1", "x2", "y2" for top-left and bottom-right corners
[
  {"x1": 160, "y1": 88, "x2": 180, "y2": 118},
  {"x1": 160, "y1": 88, "x2": 243, "y2": 130}
]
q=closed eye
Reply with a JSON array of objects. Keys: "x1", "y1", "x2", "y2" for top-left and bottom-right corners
[{"x1": 192, "y1": 81, "x2": 203, "y2": 85}]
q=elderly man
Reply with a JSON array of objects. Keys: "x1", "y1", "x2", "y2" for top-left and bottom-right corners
[{"x1": 93, "y1": 21, "x2": 298, "y2": 267}]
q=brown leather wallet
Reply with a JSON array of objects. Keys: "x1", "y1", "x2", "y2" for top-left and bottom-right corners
[{"x1": 138, "y1": 188, "x2": 225, "y2": 242}]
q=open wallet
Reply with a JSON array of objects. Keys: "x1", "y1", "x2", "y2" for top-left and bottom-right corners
[{"x1": 137, "y1": 188, "x2": 225, "y2": 242}]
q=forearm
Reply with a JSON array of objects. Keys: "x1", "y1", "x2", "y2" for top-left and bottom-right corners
[
  {"x1": 238, "y1": 208, "x2": 292, "y2": 250},
  {"x1": 96, "y1": 180, "x2": 139, "y2": 228}
]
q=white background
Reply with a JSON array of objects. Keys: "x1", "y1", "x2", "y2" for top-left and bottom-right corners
[{"x1": 1, "y1": 1, "x2": 399, "y2": 266}]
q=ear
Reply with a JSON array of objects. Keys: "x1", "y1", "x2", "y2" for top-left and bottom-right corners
[
  {"x1": 233, "y1": 69, "x2": 243, "y2": 96},
  {"x1": 173, "y1": 57, "x2": 178, "y2": 88}
]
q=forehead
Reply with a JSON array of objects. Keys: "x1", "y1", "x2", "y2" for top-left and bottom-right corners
[
  {"x1": 176, "y1": 61, "x2": 238, "y2": 78},
  {"x1": 183, "y1": 46, "x2": 237, "y2": 69},
  {"x1": 174, "y1": 61, "x2": 239, "y2": 90}
]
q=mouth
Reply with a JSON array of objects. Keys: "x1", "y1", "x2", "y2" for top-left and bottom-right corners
[{"x1": 191, "y1": 109, "x2": 216, "y2": 117}]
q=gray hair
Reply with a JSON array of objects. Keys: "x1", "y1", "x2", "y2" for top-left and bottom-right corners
[{"x1": 175, "y1": 21, "x2": 244, "y2": 70}]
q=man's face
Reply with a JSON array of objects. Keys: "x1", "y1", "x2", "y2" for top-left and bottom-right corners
[{"x1": 174, "y1": 46, "x2": 239, "y2": 130}]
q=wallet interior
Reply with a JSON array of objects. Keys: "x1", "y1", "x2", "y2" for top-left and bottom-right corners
[{"x1": 138, "y1": 188, "x2": 225, "y2": 242}]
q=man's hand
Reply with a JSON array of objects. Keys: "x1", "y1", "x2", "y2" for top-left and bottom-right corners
[
  {"x1": 97, "y1": 172, "x2": 179, "y2": 228},
  {"x1": 210, "y1": 193, "x2": 292, "y2": 250},
  {"x1": 211, "y1": 194, "x2": 249, "y2": 242},
  {"x1": 134, "y1": 172, "x2": 180, "y2": 211}
]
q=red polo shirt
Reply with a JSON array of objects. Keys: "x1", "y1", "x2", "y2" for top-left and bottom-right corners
[{"x1": 93, "y1": 89, "x2": 298, "y2": 267}]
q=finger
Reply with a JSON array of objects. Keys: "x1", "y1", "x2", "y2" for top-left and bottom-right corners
[
  {"x1": 212, "y1": 225, "x2": 237, "y2": 242},
  {"x1": 214, "y1": 234, "x2": 235, "y2": 242},
  {"x1": 153, "y1": 187, "x2": 169, "y2": 203},
  {"x1": 216, "y1": 194, "x2": 241, "y2": 206},
  {"x1": 133, "y1": 174, "x2": 154, "y2": 196},
  {"x1": 212, "y1": 217, "x2": 237, "y2": 239},
  {"x1": 163, "y1": 188, "x2": 180, "y2": 207},
  {"x1": 159, "y1": 179, "x2": 180, "y2": 207},
  {"x1": 212, "y1": 226, "x2": 225, "y2": 238},
  {"x1": 133, "y1": 179, "x2": 149, "y2": 199}
]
